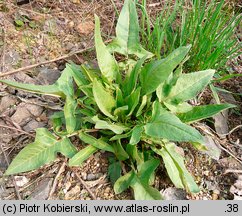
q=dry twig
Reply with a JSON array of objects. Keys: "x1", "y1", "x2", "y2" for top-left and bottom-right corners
[
  {"x1": 73, "y1": 170, "x2": 97, "y2": 200},
  {"x1": 0, "y1": 123, "x2": 35, "y2": 138},
  {"x1": 48, "y1": 161, "x2": 66, "y2": 200},
  {"x1": 0, "y1": 39, "x2": 112, "y2": 78}
]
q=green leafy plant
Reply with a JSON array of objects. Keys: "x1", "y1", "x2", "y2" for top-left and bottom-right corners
[
  {"x1": 0, "y1": 0, "x2": 236, "y2": 200},
  {"x1": 140, "y1": 0, "x2": 241, "y2": 74}
]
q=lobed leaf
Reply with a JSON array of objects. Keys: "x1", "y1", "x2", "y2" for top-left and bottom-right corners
[{"x1": 5, "y1": 129, "x2": 77, "y2": 175}]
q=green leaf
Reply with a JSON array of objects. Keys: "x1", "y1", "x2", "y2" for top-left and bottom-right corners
[
  {"x1": 64, "y1": 96, "x2": 77, "y2": 133},
  {"x1": 131, "y1": 175, "x2": 163, "y2": 200},
  {"x1": 126, "y1": 144, "x2": 143, "y2": 165},
  {"x1": 152, "y1": 146, "x2": 184, "y2": 188},
  {"x1": 56, "y1": 67, "x2": 75, "y2": 97},
  {"x1": 94, "y1": 15, "x2": 119, "y2": 82},
  {"x1": 108, "y1": 0, "x2": 153, "y2": 58},
  {"x1": 15, "y1": 19, "x2": 24, "y2": 27},
  {"x1": 110, "y1": 131, "x2": 132, "y2": 141},
  {"x1": 0, "y1": 66, "x2": 75, "y2": 98},
  {"x1": 144, "y1": 112, "x2": 204, "y2": 143},
  {"x1": 165, "y1": 143, "x2": 200, "y2": 193},
  {"x1": 5, "y1": 128, "x2": 74, "y2": 175},
  {"x1": 68, "y1": 64, "x2": 93, "y2": 97},
  {"x1": 114, "y1": 171, "x2": 135, "y2": 194},
  {"x1": 92, "y1": 116, "x2": 129, "y2": 134},
  {"x1": 57, "y1": 137, "x2": 78, "y2": 158},
  {"x1": 129, "y1": 125, "x2": 143, "y2": 145},
  {"x1": 0, "y1": 79, "x2": 63, "y2": 97},
  {"x1": 165, "y1": 69, "x2": 215, "y2": 104},
  {"x1": 79, "y1": 131, "x2": 114, "y2": 153},
  {"x1": 177, "y1": 104, "x2": 236, "y2": 123},
  {"x1": 126, "y1": 87, "x2": 141, "y2": 116},
  {"x1": 138, "y1": 159, "x2": 160, "y2": 185},
  {"x1": 69, "y1": 145, "x2": 98, "y2": 166},
  {"x1": 108, "y1": 158, "x2": 121, "y2": 185},
  {"x1": 163, "y1": 101, "x2": 193, "y2": 113},
  {"x1": 136, "y1": 95, "x2": 147, "y2": 117},
  {"x1": 113, "y1": 141, "x2": 129, "y2": 161},
  {"x1": 140, "y1": 46, "x2": 191, "y2": 95},
  {"x1": 92, "y1": 79, "x2": 116, "y2": 120},
  {"x1": 123, "y1": 56, "x2": 146, "y2": 96}
]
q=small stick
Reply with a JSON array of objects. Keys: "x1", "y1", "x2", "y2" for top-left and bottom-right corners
[
  {"x1": 0, "y1": 39, "x2": 112, "y2": 78},
  {"x1": 1, "y1": 19, "x2": 6, "y2": 72},
  {"x1": 48, "y1": 161, "x2": 66, "y2": 200},
  {"x1": 0, "y1": 123, "x2": 35, "y2": 138},
  {"x1": 0, "y1": 47, "x2": 91, "y2": 77},
  {"x1": 73, "y1": 170, "x2": 97, "y2": 200},
  {"x1": 219, "y1": 144, "x2": 242, "y2": 165}
]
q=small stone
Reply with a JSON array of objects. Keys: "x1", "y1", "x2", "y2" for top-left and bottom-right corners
[
  {"x1": 0, "y1": 95, "x2": 17, "y2": 114},
  {"x1": 161, "y1": 187, "x2": 188, "y2": 200},
  {"x1": 68, "y1": 21, "x2": 74, "y2": 28},
  {"x1": 86, "y1": 174, "x2": 96, "y2": 181},
  {"x1": 23, "y1": 120, "x2": 46, "y2": 132},
  {"x1": 25, "y1": 102, "x2": 43, "y2": 117},
  {"x1": 81, "y1": 172, "x2": 87, "y2": 180},
  {"x1": 11, "y1": 106, "x2": 32, "y2": 126},
  {"x1": 30, "y1": 178, "x2": 53, "y2": 200},
  {"x1": 203, "y1": 170, "x2": 210, "y2": 176},
  {"x1": 76, "y1": 21, "x2": 94, "y2": 35},
  {"x1": 14, "y1": 176, "x2": 29, "y2": 187},
  {"x1": 37, "y1": 67, "x2": 61, "y2": 85}
]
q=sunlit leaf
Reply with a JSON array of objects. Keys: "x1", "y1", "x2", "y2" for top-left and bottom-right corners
[
  {"x1": 79, "y1": 131, "x2": 114, "y2": 153},
  {"x1": 92, "y1": 116, "x2": 129, "y2": 134},
  {"x1": 145, "y1": 112, "x2": 204, "y2": 143},
  {"x1": 92, "y1": 79, "x2": 116, "y2": 120},
  {"x1": 95, "y1": 15, "x2": 119, "y2": 82},
  {"x1": 165, "y1": 69, "x2": 215, "y2": 104},
  {"x1": 69, "y1": 145, "x2": 98, "y2": 166},
  {"x1": 5, "y1": 129, "x2": 76, "y2": 175},
  {"x1": 140, "y1": 46, "x2": 191, "y2": 95},
  {"x1": 177, "y1": 103, "x2": 236, "y2": 123},
  {"x1": 129, "y1": 125, "x2": 143, "y2": 145}
]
